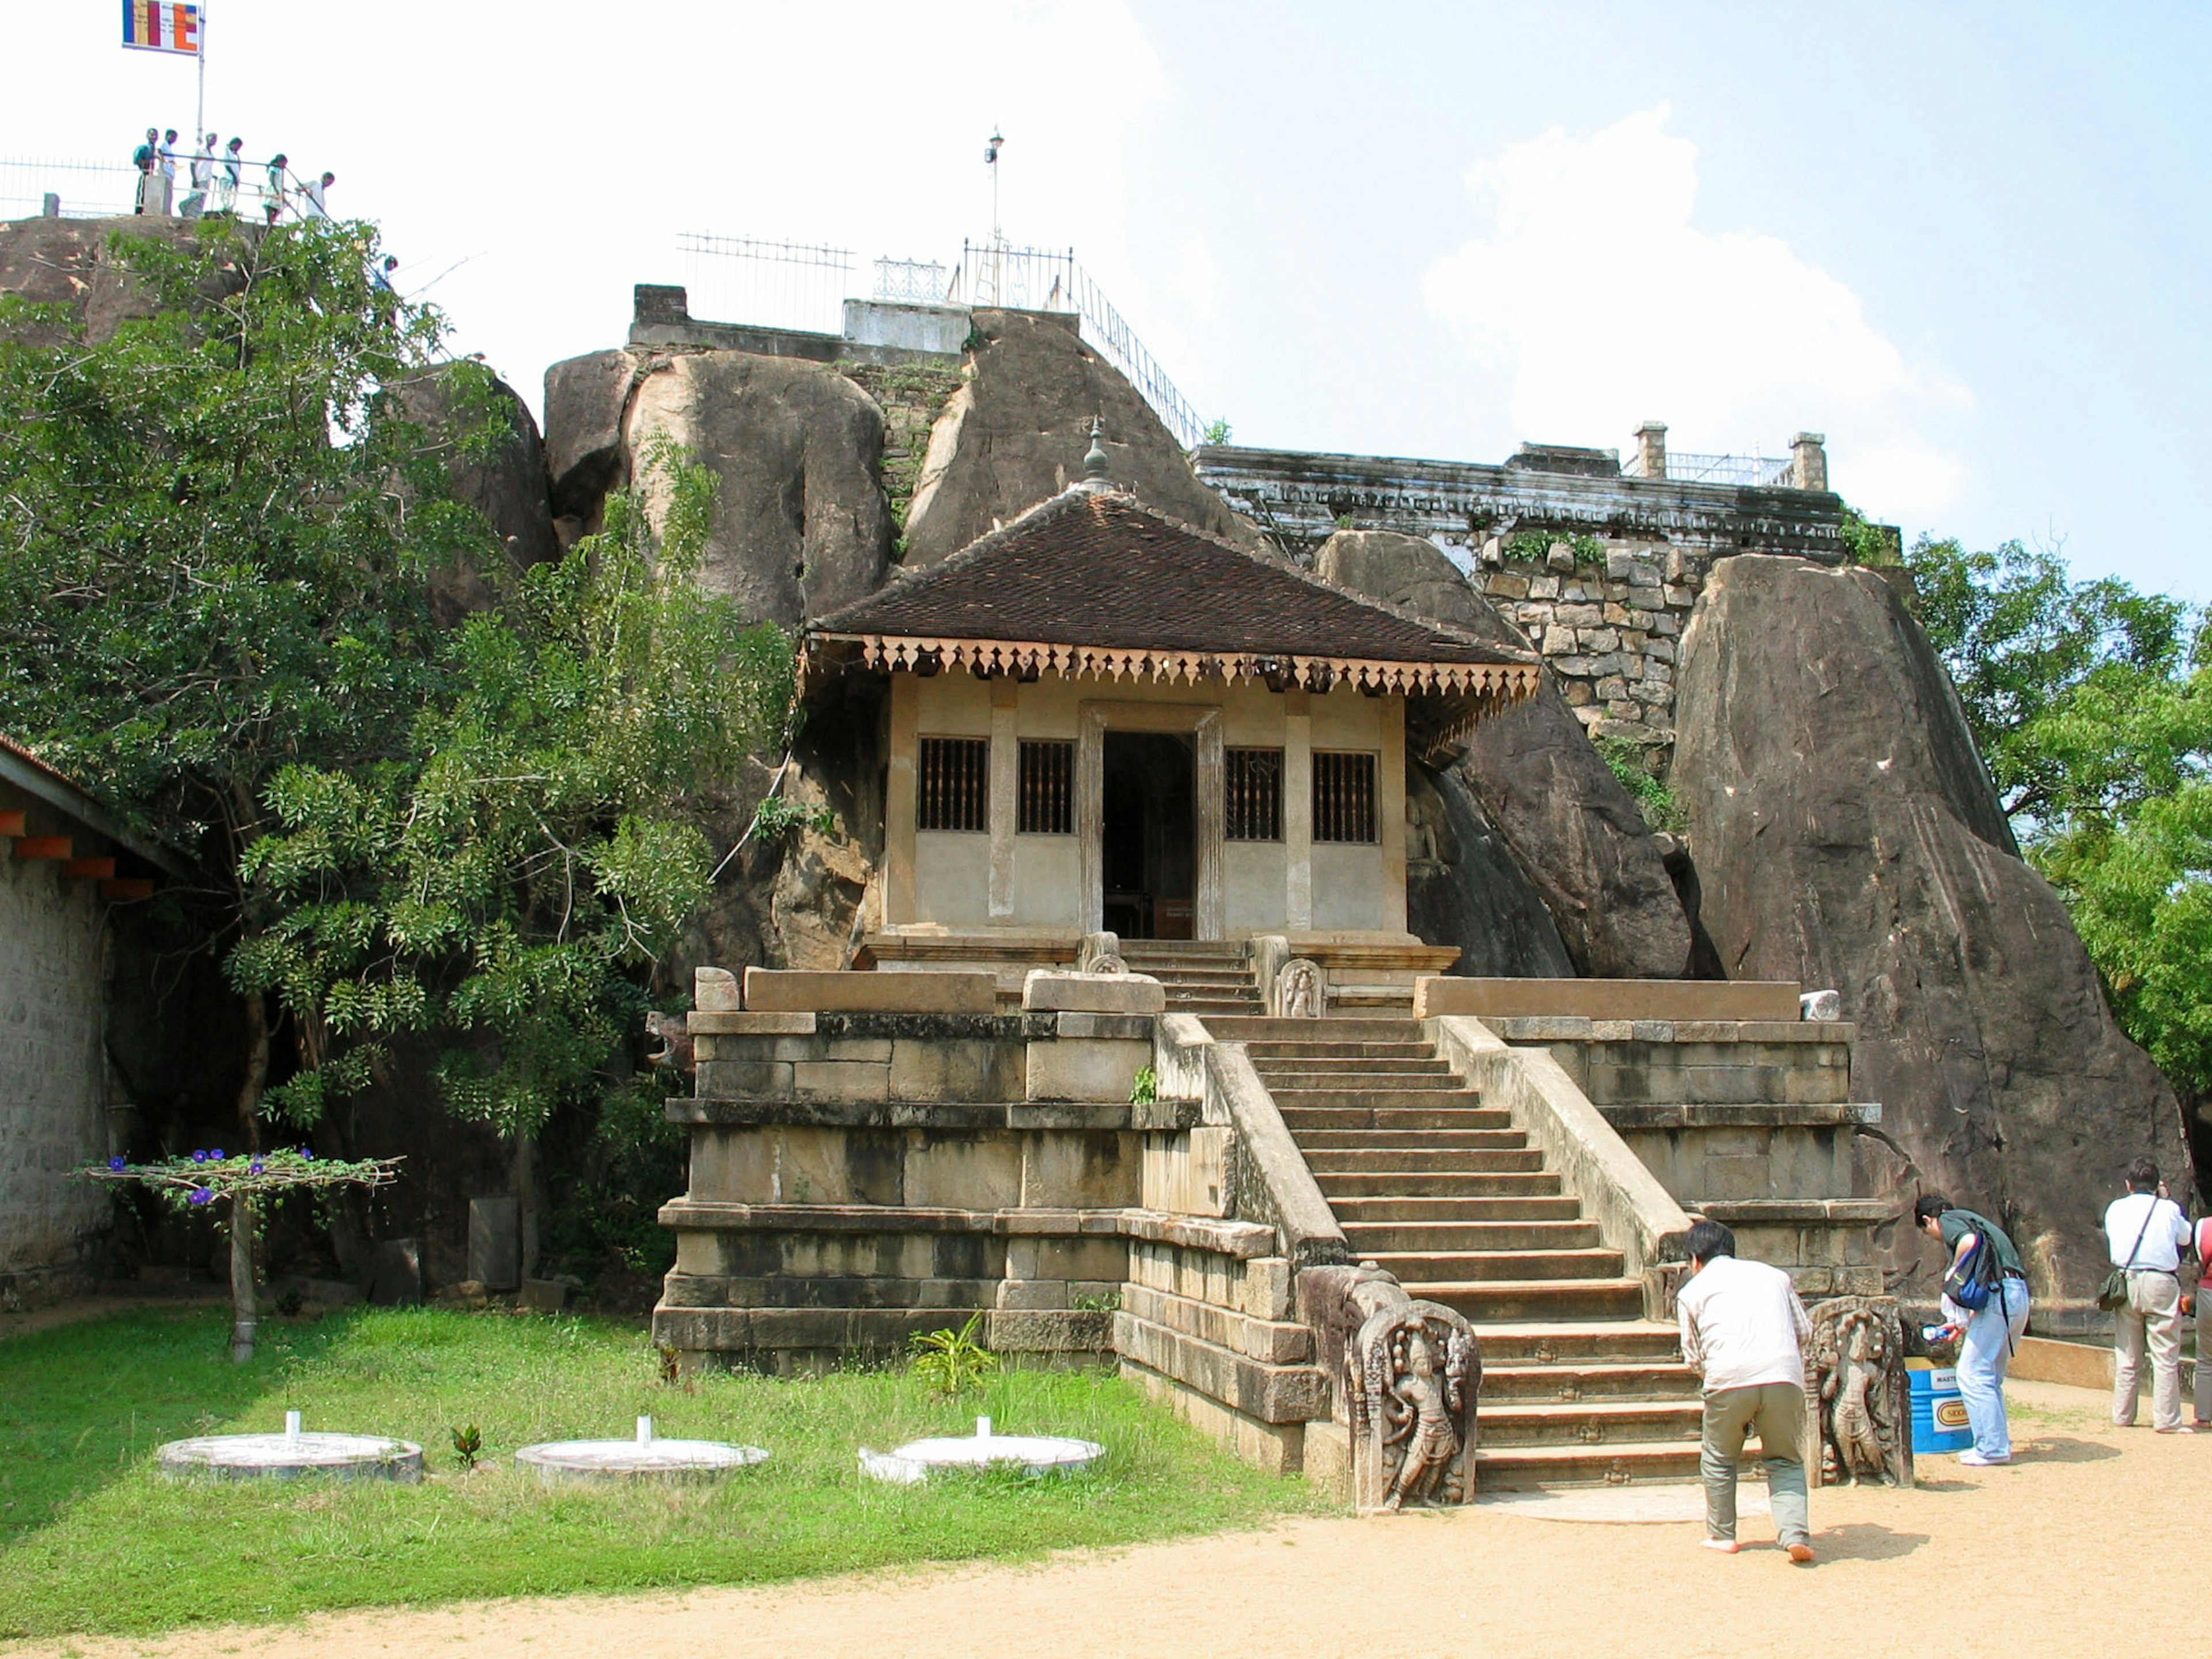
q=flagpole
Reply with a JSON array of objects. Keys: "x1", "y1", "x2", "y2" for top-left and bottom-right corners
[{"x1": 195, "y1": 5, "x2": 207, "y2": 156}]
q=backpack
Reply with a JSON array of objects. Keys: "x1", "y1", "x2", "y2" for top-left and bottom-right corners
[{"x1": 1943, "y1": 1216, "x2": 2006, "y2": 1313}]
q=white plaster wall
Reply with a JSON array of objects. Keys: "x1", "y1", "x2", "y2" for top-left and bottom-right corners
[
  {"x1": 903, "y1": 674, "x2": 1398, "y2": 935},
  {"x1": 0, "y1": 850, "x2": 108, "y2": 1294}
]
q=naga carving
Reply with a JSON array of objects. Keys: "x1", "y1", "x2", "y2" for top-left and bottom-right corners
[
  {"x1": 1346, "y1": 1299, "x2": 1482, "y2": 1510},
  {"x1": 1806, "y1": 1296, "x2": 1912, "y2": 1488},
  {"x1": 644, "y1": 1010, "x2": 695, "y2": 1073},
  {"x1": 1274, "y1": 958, "x2": 1327, "y2": 1019}
]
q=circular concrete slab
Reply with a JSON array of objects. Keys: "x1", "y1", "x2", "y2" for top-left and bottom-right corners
[
  {"x1": 515, "y1": 1417, "x2": 768, "y2": 1483},
  {"x1": 859, "y1": 1417, "x2": 1104, "y2": 1484},
  {"x1": 1476, "y1": 1484, "x2": 1770, "y2": 1524},
  {"x1": 158, "y1": 1431, "x2": 423, "y2": 1482}
]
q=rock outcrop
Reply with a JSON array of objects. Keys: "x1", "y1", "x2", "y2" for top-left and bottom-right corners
[
  {"x1": 902, "y1": 308, "x2": 1256, "y2": 566},
  {"x1": 1672, "y1": 554, "x2": 2190, "y2": 1306},
  {"x1": 388, "y1": 367, "x2": 562, "y2": 622},
  {"x1": 1316, "y1": 529, "x2": 1691, "y2": 978},
  {"x1": 1406, "y1": 762, "x2": 1576, "y2": 976},
  {"x1": 0, "y1": 214, "x2": 211, "y2": 346},
  {"x1": 541, "y1": 347, "x2": 891, "y2": 627}
]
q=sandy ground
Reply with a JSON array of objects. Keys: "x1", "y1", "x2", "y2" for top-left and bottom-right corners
[{"x1": 11, "y1": 1378, "x2": 2202, "y2": 1659}]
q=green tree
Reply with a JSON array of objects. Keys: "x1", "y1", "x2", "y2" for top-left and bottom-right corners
[
  {"x1": 0, "y1": 220, "x2": 794, "y2": 1300},
  {"x1": 233, "y1": 445, "x2": 793, "y2": 1256},
  {"x1": 1904, "y1": 534, "x2": 2212, "y2": 1099},
  {"x1": 0, "y1": 218, "x2": 487, "y2": 1141}
]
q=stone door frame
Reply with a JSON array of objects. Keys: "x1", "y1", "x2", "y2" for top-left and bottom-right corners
[{"x1": 1078, "y1": 700, "x2": 1225, "y2": 940}]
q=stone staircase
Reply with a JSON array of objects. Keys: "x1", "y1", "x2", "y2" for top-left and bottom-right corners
[
  {"x1": 1119, "y1": 941, "x2": 1263, "y2": 1017},
  {"x1": 1225, "y1": 1016, "x2": 1703, "y2": 1488}
]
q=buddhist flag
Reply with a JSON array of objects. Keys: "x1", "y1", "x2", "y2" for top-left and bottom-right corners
[{"x1": 122, "y1": 1, "x2": 202, "y2": 55}]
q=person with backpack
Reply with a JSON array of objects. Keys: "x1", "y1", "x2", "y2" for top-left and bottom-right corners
[
  {"x1": 2103, "y1": 1157, "x2": 2193, "y2": 1432},
  {"x1": 1915, "y1": 1194, "x2": 2032, "y2": 1465}
]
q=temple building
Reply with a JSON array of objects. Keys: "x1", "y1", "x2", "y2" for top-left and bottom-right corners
[{"x1": 801, "y1": 434, "x2": 1542, "y2": 980}]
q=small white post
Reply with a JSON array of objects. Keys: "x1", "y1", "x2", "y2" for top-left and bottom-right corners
[
  {"x1": 636, "y1": 1415, "x2": 653, "y2": 1445},
  {"x1": 976, "y1": 1416, "x2": 991, "y2": 1439},
  {"x1": 284, "y1": 1410, "x2": 302, "y2": 1442}
]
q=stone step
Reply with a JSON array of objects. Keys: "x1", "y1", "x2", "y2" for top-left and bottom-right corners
[
  {"x1": 1401, "y1": 1278, "x2": 1647, "y2": 1322},
  {"x1": 1199, "y1": 1017, "x2": 1425, "y2": 1041},
  {"x1": 1336, "y1": 1212, "x2": 1601, "y2": 1256},
  {"x1": 1473, "y1": 1440, "x2": 1705, "y2": 1490},
  {"x1": 1339, "y1": 1220, "x2": 1603, "y2": 1253},
  {"x1": 1147, "y1": 973, "x2": 1259, "y2": 988},
  {"x1": 1270, "y1": 1080, "x2": 1471, "y2": 1100},
  {"x1": 1327, "y1": 1195, "x2": 1585, "y2": 1224},
  {"x1": 1313, "y1": 1170, "x2": 1565, "y2": 1198},
  {"x1": 1359, "y1": 1247, "x2": 1626, "y2": 1282},
  {"x1": 1252, "y1": 1056, "x2": 1453, "y2": 1076},
  {"x1": 1302, "y1": 1147, "x2": 1545, "y2": 1175},
  {"x1": 1481, "y1": 1361, "x2": 1702, "y2": 1402},
  {"x1": 1279, "y1": 1106, "x2": 1513, "y2": 1131},
  {"x1": 1476, "y1": 1399, "x2": 1705, "y2": 1448},
  {"x1": 1169, "y1": 998, "x2": 1266, "y2": 1014},
  {"x1": 1466, "y1": 1321, "x2": 1684, "y2": 1363},
  {"x1": 1290, "y1": 1128, "x2": 1526, "y2": 1150},
  {"x1": 1243, "y1": 1041, "x2": 1437, "y2": 1060}
]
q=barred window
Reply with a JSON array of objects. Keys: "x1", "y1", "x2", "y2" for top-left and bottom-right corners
[
  {"x1": 1018, "y1": 740, "x2": 1074, "y2": 834},
  {"x1": 917, "y1": 736, "x2": 987, "y2": 832},
  {"x1": 1313, "y1": 751, "x2": 1377, "y2": 843},
  {"x1": 1225, "y1": 748, "x2": 1283, "y2": 842}
]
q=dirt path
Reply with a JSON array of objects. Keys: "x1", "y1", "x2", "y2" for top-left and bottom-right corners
[{"x1": 12, "y1": 1380, "x2": 2198, "y2": 1659}]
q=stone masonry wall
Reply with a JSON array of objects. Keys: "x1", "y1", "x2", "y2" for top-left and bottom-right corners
[
  {"x1": 1473, "y1": 538, "x2": 1706, "y2": 760},
  {"x1": 0, "y1": 836, "x2": 108, "y2": 1305}
]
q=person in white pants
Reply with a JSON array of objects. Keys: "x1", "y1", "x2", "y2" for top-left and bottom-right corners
[{"x1": 2105, "y1": 1157, "x2": 2192, "y2": 1433}]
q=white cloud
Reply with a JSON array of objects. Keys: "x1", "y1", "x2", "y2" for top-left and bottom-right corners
[
  {"x1": 1838, "y1": 444, "x2": 1964, "y2": 519},
  {"x1": 1423, "y1": 105, "x2": 1967, "y2": 486}
]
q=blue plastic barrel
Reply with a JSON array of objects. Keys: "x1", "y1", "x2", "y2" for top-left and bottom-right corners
[{"x1": 1910, "y1": 1366, "x2": 1973, "y2": 1454}]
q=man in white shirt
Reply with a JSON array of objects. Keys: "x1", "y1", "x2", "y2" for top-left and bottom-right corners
[
  {"x1": 1677, "y1": 1218, "x2": 1816, "y2": 1563},
  {"x1": 2105, "y1": 1157, "x2": 2193, "y2": 1433}
]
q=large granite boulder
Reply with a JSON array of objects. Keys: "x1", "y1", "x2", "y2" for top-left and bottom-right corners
[
  {"x1": 541, "y1": 347, "x2": 892, "y2": 627},
  {"x1": 1316, "y1": 529, "x2": 1691, "y2": 978},
  {"x1": 1672, "y1": 554, "x2": 2191, "y2": 1306},
  {"x1": 0, "y1": 213, "x2": 228, "y2": 345},
  {"x1": 902, "y1": 308, "x2": 1257, "y2": 566},
  {"x1": 388, "y1": 367, "x2": 561, "y2": 622},
  {"x1": 1407, "y1": 763, "x2": 1576, "y2": 976}
]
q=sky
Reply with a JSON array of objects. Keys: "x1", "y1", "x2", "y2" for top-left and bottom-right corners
[{"x1": 6, "y1": 1, "x2": 2207, "y2": 600}]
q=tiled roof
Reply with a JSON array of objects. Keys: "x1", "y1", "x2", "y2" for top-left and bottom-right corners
[{"x1": 810, "y1": 489, "x2": 1536, "y2": 671}]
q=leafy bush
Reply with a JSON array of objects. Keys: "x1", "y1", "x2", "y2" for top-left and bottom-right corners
[
  {"x1": 1593, "y1": 737, "x2": 1687, "y2": 835},
  {"x1": 907, "y1": 1312, "x2": 997, "y2": 1394}
]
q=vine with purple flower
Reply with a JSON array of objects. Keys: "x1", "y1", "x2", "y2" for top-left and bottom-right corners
[{"x1": 78, "y1": 1149, "x2": 400, "y2": 1362}]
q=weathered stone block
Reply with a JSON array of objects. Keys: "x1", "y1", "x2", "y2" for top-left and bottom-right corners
[
  {"x1": 792, "y1": 1060, "x2": 891, "y2": 1102},
  {"x1": 695, "y1": 967, "x2": 740, "y2": 1012},
  {"x1": 1240, "y1": 1256, "x2": 1295, "y2": 1320},
  {"x1": 1055, "y1": 1012, "x2": 1154, "y2": 1040},
  {"x1": 1021, "y1": 970, "x2": 1165, "y2": 1014},
  {"x1": 889, "y1": 1036, "x2": 1020, "y2": 1101},
  {"x1": 1027, "y1": 1036, "x2": 1151, "y2": 1102},
  {"x1": 467, "y1": 1197, "x2": 521, "y2": 1292},
  {"x1": 1528, "y1": 574, "x2": 1561, "y2": 600},
  {"x1": 1120, "y1": 1359, "x2": 1307, "y2": 1475},
  {"x1": 1484, "y1": 572, "x2": 1530, "y2": 599},
  {"x1": 743, "y1": 968, "x2": 997, "y2": 1014},
  {"x1": 1020, "y1": 1129, "x2": 1137, "y2": 1207},
  {"x1": 695, "y1": 1059, "x2": 792, "y2": 1097},
  {"x1": 688, "y1": 1010, "x2": 816, "y2": 1036},
  {"x1": 903, "y1": 1135, "x2": 1021, "y2": 1209}
]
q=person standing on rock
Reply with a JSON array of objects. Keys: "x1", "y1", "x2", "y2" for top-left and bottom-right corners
[
  {"x1": 132, "y1": 128, "x2": 161, "y2": 215},
  {"x1": 216, "y1": 138, "x2": 244, "y2": 214},
  {"x1": 1914, "y1": 1194, "x2": 2031, "y2": 1465},
  {"x1": 2104, "y1": 1158, "x2": 2192, "y2": 1433},
  {"x1": 1677, "y1": 1218, "x2": 1817, "y2": 1564},
  {"x1": 157, "y1": 130, "x2": 180, "y2": 214},
  {"x1": 263, "y1": 154, "x2": 289, "y2": 224}
]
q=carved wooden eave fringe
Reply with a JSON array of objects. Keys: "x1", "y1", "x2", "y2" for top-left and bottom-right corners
[{"x1": 802, "y1": 630, "x2": 1539, "y2": 764}]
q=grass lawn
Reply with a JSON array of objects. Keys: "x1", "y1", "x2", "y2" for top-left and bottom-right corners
[{"x1": 0, "y1": 1305, "x2": 1322, "y2": 1639}]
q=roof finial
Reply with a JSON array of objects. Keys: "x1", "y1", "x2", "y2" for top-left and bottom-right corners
[{"x1": 1081, "y1": 416, "x2": 1111, "y2": 491}]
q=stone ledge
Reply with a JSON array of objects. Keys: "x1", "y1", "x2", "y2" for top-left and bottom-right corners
[
  {"x1": 744, "y1": 968, "x2": 998, "y2": 1014},
  {"x1": 1600, "y1": 1101, "x2": 1882, "y2": 1129},
  {"x1": 653, "y1": 1304, "x2": 992, "y2": 1355},
  {"x1": 1119, "y1": 1359, "x2": 1307, "y2": 1476},
  {"x1": 1485, "y1": 1016, "x2": 1855, "y2": 1045},
  {"x1": 667, "y1": 1099, "x2": 1134, "y2": 1129},
  {"x1": 988, "y1": 1308, "x2": 1113, "y2": 1353},
  {"x1": 1132, "y1": 1099, "x2": 1204, "y2": 1131},
  {"x1": 1112, "y1": 1310, "x2": 1328, "y2": 1423},
  {"x1": 1416, "y1": 977, "x2": 1802, "y2": 1024},
  {"x1": 657, "y1": 1200, "x2": 1127, "y2": 1236},
  {"x1": 1687, "y1": 1199, "x2": 1894, "y2": 1225},
  {"x1": 688, "y1": 1010, "x2": 817, "y2": 1035},
  {"x1": 1121, "y1": 1281, "x2": 1313, "y2": 1365},
  {"x1": 1116, "y1": 1208, "x2": 1279, "y2": 1260}
]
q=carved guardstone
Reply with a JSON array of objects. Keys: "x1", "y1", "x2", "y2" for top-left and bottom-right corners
[
  {"x1": 1806, "y1": 1295, "x2": 1912, "y2": 1489},
  {"x1": 1346, "y1": 1300, "x2": 1482, "y2": 1511},
  {"x1": 1274, "y1": 958, "x2": 1327, "y2": 1019}
]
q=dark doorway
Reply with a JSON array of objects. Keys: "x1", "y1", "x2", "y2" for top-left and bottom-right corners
[{"x1": 1102, "y1": 731, "x2": 1196, "y2": 940}]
